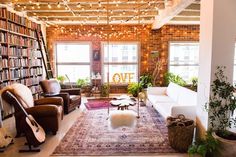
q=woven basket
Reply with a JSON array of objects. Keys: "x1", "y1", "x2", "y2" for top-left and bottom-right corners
[{"x1": 167, "y1": 115, "x2": 195, "y2": 152}]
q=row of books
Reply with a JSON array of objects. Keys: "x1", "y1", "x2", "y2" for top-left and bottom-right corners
[
  {"x1": 29, "y1": 59, "x2": 42, "y2": 67},
  {"x1": 30, "y1": 67, "x2": 43, "y2": 76},
  {"x1": 0, "y1": 69, "x2": 9, "y2": 81},
  {"x1": 19, "y1": 68, "x2": 28, "y2": 78},
  {"x1": 8, "y1": 23, "x2": 37, "y2": 38},
  {"x1": 10, "y1": 69, "x2": 20, "y2": 79},
  {"x1": 28, "y1": 39, "x2": 38, "y2": 49},
  {"x1": 0, "y1": 46, "x2": 7, "y2": 56},
  {"x1": 1, "y1": 58, "x2": 8, "y2": 68},
  {"x1": 0, "y1": 82, "x2": 9, "y2": 90},
  {"x1": 7, "y1": 11, "x2": 41, "y2": 30},
  {"x1": 0, "y1": 8, "x2": 6, "y2": 18},
  {"x1": 0, "y1": 20, "x2": 6, "y2": 29},
  {"x1": 9, "y1": 47, "x2": 28, "y2": 56},
  {"x1": 30, "y1": 50, "x2": 41, "y2": 58},
  {"x1": 8, "y1": 34, "x2": 28, "y2": 46},
  {"x1": 0, "y1": 32, "x2": 7, "y2": 43}
]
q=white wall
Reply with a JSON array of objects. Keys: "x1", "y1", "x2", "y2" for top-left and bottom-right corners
[{"x1": 197, "y1": 0, "x2": 236, "y2": 130}]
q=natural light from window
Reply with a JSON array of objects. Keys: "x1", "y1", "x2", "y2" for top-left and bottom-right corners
[
  {"x1": 56, "y1": 43, "x2": 91, "y2": 82},
  {"x1": 169, "y1": 42, "x2": 199, "y2": 83},
  {"x1": 102, "y1": 43, "x2": 138, "y2": 84}
]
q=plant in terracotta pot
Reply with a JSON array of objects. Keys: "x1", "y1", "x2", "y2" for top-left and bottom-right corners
[{"x1": 205, "y1": 66, "x2": 236, "y2": 157}]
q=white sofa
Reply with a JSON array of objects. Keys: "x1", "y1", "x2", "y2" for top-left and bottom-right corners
[{"x1": 147, "y1": 82, "x2": 197, "y2": 120}]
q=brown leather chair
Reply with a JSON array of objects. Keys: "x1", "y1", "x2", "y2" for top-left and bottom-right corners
[
  {"x1": 40, "y1": 79, "x2": 81, "y2": 114},
  {"x1": 1, "y1": 83, "x2": 63, "y2": 136}
]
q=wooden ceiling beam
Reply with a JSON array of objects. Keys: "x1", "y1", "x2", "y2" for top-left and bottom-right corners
[
  {"x1": 27, "y1": 11, "x2": 158, "y2": 16},
  {"x1": 3, "y1": 0, "x2": 164, "y2": 4},
  {"x1": 152, "y1": 0, "x2": 195, "y2": 29},
  {"x1": 13, "y1": 3, "x2": 164, "y2": 11}
]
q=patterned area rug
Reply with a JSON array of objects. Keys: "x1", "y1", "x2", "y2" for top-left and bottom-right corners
[
  {"x1": 85, "y1": 98, "x2": 114, "y2": 110},
  {"x1": 52, "y1": 106, "x2": 176, "y2": 156}
]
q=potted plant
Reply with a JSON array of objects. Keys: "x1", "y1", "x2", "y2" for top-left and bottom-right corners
[
  {"x1": 127, "y1": 83, "x2": 141, "y2": 97},
  {"x1": 140, "y1": 74, "x2": 153, "y2": 89},
  {"x1": 57, "y1": 75, "x2": 67, "y2": 84},
  {"x1": 188, "y1": 131, "x2": 218, "y2": 157},
  {"x1": 205, "y1": 66, "x2": 236, "y2": 157},
  {"x1": 100, "y1": 83, "x2": 109, "y2": 97},
  {"x1": 76, "y1": 78, "x2": 89, "y2": 88},
  {"x1": 164, "y1": 72, "x2": 186, "y2": 86}
]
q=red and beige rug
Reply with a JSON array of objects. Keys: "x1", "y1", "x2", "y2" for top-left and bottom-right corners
[
  {"x1": 52, "y1": 106, "x2": 176, "y2": 156},
  {"x1": 85, "y1": 98, "x2": 114, "y2": 110}
]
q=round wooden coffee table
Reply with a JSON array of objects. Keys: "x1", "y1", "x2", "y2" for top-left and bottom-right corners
[{"x1": 110, "y1": 98, "x2": 136, "y2": 110}]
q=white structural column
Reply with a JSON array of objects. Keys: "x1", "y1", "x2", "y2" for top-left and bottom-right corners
[{"x1": 197, "y1": 0, "x2": 236, "y2": 130}]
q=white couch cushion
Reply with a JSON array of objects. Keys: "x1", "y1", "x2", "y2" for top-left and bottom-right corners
[
  {"x1": 178, "y1": 87, "x2": 197, "y2": 106},
  {"x1": 148, "y1": 94, "x2": 175, "y2": 105},
  {"x1": 153, "y1": 102, "x2": 178, "y2": 119},
  {"x1": 166, "y1": 82, "x2": 180, "y2": 102}
]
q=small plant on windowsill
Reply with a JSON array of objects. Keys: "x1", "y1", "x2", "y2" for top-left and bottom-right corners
[{"x1": 57, "y1": 75, "x2": 67, "y2": 84}]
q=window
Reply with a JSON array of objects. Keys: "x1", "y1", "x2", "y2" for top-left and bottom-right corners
[
  {"x1": 56, "y1": 43, "x2": 91, "y2": 82},
  {"x1": 102, "y1": 43, "x2": 139, "y2": 84},
  {"x1": 169, "y1": 42, "x2": 199, "y2": 83}
]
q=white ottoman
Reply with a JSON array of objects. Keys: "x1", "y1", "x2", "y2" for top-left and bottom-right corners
[{"x1": 109, "y1": 110, "x2": 137, "y2": 129}]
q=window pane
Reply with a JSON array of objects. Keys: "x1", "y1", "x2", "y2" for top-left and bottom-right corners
[
  {"x1": 169, "y1": 43, "x2": 199, "y2": 65},
  {"x1": 104, "y1": 44, "x2": 138, "y2": 63},
  {"x1": 57, "y1": 44, "x2": 90, "y2": 63},
  {"x1": 169, "y1": 42, "x2": 199, "y2": 82},
  {"x1": 103, "y1": 65, "x2": 138, "y2": 83},
  {"x1": 169, "y1": 66, "x2": 198, "y2": 82},
  {"x1": 57, "y1": 65, "x2": 90, "y2": 82}
]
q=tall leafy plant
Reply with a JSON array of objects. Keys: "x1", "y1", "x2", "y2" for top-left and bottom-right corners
[
  {"x1": 164, "y1": 72, "x2": 186, "y2": 86},
  {"x1": 206, "y1": 66, "x2": 236, "y2": 138},
  {"x1": 140, "y1": 74, "x2": 153, "y2": 89}
]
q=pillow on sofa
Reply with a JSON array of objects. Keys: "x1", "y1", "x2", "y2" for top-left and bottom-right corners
[{"x1": 166, "y1": 82, "x2": 180, "y2": 102}]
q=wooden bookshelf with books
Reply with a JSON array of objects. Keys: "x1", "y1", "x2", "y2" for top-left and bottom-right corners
[{"x1": 0, "y1": 7, "x2": 43, "y2": 99}]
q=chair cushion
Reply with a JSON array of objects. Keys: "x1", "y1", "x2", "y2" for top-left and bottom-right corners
[
  {"x1": 70, "y1": 95, "x2": 81, "y2": 104},
  {"x1": 40, "y1": 79, "x2": 61, "y2": 94}
]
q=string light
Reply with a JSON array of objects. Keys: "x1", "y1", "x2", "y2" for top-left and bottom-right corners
[{"x1": 48, "y1": 3, "x2": 52, "y2": 9}]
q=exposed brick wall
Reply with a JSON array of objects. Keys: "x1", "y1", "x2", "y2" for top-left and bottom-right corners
[{"x1": 46, "y1": 24, "x2": 199, "y2": 89}]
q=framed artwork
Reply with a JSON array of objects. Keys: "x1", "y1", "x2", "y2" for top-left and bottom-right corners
[{"x1": 93, "y1": 50, "x2": 100, "y2": 61}]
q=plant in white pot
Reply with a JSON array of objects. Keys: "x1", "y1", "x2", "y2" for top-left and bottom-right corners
[{"x1": 206, "y1": 66, "x2": 236, "y2": 157}]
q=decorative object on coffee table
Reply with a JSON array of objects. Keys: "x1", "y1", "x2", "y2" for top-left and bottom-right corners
[{"x1": 110, "y1": 95, "x2": 136, "y2": 110}]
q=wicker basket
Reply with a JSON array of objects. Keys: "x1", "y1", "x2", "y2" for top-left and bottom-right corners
[{"x1": 167, "y1": 115, "x2": 195, "y2": 152}]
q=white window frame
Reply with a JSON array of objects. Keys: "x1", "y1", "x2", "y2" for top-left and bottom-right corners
[
  {"x1": 55, "y1": 41, "x2": 92, "y2": 82},
  {"x1": 101, "y1": 41, "x2": 140, "y2": 84},
  {"x1": 168, "y1": 41, "x2": 199, "y2": 82}
]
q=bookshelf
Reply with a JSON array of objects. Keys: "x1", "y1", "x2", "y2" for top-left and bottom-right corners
[{"x1": 0, "y1": 7, "x2": 43, "y2": 99}]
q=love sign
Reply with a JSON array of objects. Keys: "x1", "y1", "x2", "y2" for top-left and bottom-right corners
[{"x1": 112, "y1": 73, "x2": 135, "y2": 83}]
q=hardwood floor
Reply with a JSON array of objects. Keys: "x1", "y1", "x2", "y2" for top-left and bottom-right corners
[{"x1": 0, "y1": 96, "x2": 188, "y2": 157}]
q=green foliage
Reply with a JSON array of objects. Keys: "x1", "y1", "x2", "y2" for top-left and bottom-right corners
[
  {"x1": 100, "y1": 83, "x2": 109, "y2": 97},
  {"x1": 205, "y1": 66, "x2": 236, "y2": 137},
  {"x1": 190, "y1": 77, "x2": 198, "y2": 91},
  {"x1": 76, "y1": 78, "x2": 89, "y2": 88},
  {"x1": 127, "y1": 83, "x2": 141, "y2": 97},
  {"x1": 57, "y1": 75, "x2": 67, "y2": 83},
  {"x1": 164, "y1": 72, "x2": 187, "y2": 86},
  {"x1": 188, "y1": 131, "x2": 219, "y2": 157},
  {"x1": 140, "y1": 74, "x2": 153, "y2": 89}
]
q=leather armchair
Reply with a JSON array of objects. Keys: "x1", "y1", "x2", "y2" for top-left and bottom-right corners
[
  {"x1": 1, "y1": 83, "x2": 63, "y2": 136},
  {"x1": 40, "y1": 79, "x2": 81, "y2": 114}
]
